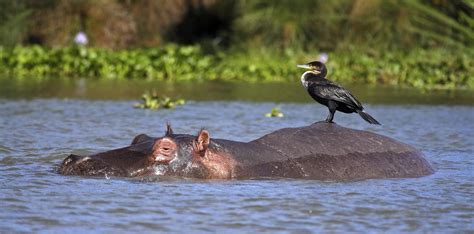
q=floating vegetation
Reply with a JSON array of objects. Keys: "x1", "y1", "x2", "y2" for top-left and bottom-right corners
[
  {"x1": 134, "y1": 92, "x2": 185, "y2": 110},
  {"x1": 0, "y1": 45, "x2": 472, "y2": 89},
  {"x1": 265, "y1": 107, "x2": 284, "y2": 118}
]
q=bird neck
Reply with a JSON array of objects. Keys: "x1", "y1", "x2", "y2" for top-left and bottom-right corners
[{"x1": 300, "y1": 71, "x2": 326, "y2": 88}]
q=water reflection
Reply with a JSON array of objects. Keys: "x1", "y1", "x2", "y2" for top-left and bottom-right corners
[{"x1": 1, "y1": 77, "x2": 473, "y2": 105}]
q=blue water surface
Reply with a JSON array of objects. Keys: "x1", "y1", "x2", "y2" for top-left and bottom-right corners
[{"x1": 0, "y1": 99, "x2": 473, "y2": 233}]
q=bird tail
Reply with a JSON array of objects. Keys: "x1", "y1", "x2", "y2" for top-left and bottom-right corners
[{"x1": 357, "y1": 110, "x2": 381, "y2": 125}]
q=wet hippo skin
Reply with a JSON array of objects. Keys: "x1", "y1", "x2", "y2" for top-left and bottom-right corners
[{"x1": 59, "y1": 122, "x2": 434, "y2": 180}]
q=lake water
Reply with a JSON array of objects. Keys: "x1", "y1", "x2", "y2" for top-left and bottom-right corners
[{"x1": 0, "y1": 79, "x2": 473, "y2": 233}]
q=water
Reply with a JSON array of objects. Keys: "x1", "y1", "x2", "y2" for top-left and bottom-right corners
[
  {"x1": 2, "y1": 77, "x2": 474, "y2": 104},
  {"x1": 1, "y1": 79, "x2": 473, "y2": 233}
]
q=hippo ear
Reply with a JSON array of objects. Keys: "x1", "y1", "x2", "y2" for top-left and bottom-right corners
[
  {"x1": 131, "y1": 134, "x2": 153, "y2": 145},
  {"x1": 193, "y1": 129, "x2": 210, "y2": 157},
  {"x1": 165, "y1": 123, "x2": 173, "y2": 136}
]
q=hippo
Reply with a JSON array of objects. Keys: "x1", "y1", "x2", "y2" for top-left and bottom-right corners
[{"x1": 58, "y1": 122, "x2": 434, "y2": 180}]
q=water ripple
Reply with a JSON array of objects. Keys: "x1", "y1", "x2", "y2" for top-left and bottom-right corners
[{"x1": 0, "y1": 100, "x2": 473, "y2": 233}]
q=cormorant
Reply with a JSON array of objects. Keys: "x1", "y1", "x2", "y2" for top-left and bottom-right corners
[{"x1": 297, "y1": 61, "x2": 380, "y2": 125}]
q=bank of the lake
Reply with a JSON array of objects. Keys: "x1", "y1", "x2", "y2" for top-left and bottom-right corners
[{"x1": 1, "y1": 45, "x2": 472, "y2": 89}]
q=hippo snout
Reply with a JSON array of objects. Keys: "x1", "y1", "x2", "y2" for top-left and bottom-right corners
[{"x1": 58, "y1": 154, "x2": 126, "y2": 177}]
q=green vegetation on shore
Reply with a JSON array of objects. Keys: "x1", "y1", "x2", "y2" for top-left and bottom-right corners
[
  {"x1": 1, "y1": 1, "x2": 472, "y2": 89},
  {"x1": 0, "y1": 45, "x2": 472, "y2": 89}
]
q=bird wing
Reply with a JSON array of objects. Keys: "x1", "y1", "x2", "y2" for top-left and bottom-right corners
[{"x1": 308, "y1": 81, "x2": 363, "y2": 109}]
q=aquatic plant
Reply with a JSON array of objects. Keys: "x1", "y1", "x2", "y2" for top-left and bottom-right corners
[
  {"x1": 134, "y1": 92, "x2": 185, "y2": 110},
  {"x1": 0, "y1": 45, "x2": 472, "y2": 89},
  {"x1": 265, "y1": 107, "x2": 284, "y2": 118}
]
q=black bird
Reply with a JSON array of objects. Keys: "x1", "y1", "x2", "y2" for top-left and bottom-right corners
[{"x1": 297, "y1": 61, "x2": 380, "y2": 125}]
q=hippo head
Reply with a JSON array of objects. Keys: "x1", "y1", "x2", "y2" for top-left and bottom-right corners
[
  {"x1": 59, "y1": 124, "x2": 235, "y2": 179},
  {"x1": 147, "y1": 125, "x2": 236, "y2": 179}
]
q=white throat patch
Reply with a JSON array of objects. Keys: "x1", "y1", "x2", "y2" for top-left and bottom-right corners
[{"x1": 300, "y1": 71, "x2": 313, "y2": 88}]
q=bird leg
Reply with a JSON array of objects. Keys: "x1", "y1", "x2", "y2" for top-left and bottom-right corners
[
  {"x1": 325, "y1": 101, "x2": 337, "y2": 123},
  {"x1": 325, "y1": 110, "x2": 335, "y2": 123}
]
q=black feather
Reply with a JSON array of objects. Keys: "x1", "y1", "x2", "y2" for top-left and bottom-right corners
[{"x1": 357, "y1": 110, "x2": 381, "y2": 125}]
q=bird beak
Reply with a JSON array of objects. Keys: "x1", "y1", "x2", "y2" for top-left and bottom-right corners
[{"x1": 297, "y1": 64, "x2": 311, "y2": 69}]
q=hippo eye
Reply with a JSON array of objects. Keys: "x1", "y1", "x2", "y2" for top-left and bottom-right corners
[{"x1": 162, "y1": 147, "x2": 170, "y2": 151}]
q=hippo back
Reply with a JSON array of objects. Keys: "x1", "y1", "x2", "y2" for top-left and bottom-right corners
[{"x1": 250, "y1": 122, "x2": 434, "y2": 180}]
